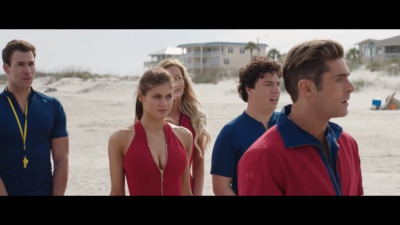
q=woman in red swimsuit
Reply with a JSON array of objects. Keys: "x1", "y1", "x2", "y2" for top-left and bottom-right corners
[
  {"x1": 159, "y1": 59, "x2": 211, "y2": 196},
  {"x1": 108, "y1": 67, "x2": 193, "y2": 196}
]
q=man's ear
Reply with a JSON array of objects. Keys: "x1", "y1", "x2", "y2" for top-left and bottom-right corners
[
  {"x1": 3, "y1": 63, "x2": 9, "y2": 74},
  {"x1": 298, "y1": 79, "x2": 315, "y2": 98},
  {"x1": 245, "y1": 86, "x2": 252, "y2": 97}
]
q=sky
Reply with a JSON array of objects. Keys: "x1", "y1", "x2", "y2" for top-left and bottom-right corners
[{"x1": 1, "y1": 29, "x2": 399, "y2": 76}]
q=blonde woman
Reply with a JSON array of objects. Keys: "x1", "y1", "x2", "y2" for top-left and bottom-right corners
[{"x1": 159, "y1": 59, "x2": 211, "y2": 196}]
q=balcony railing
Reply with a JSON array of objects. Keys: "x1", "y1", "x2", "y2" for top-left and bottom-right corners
[
  {"x1": 144, "y1": 61, "x2": 159, "y2": 68},
  {"x1": 185, "y1": 62, "x2": 221, "y2": 69},
  {"x1": 182, "y1": 51, "x2": 224, "y2": 57}
]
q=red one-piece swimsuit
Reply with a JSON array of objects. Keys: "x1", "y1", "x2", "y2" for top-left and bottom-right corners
[{"x1": 124, "y1": 121, "x2": 188, "y2": 195}]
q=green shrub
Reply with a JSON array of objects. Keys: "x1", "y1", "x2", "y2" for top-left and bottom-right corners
[
  {"x1": 366, "y1": 61, "x2": 382, "y2": 72},
  {"x1": 351, "y1": 78, "x2": 373, "y2": 92},
  {"x1": 346, "y1": 59, "x2": 363, "y2": 71},
  {"x1": 192, "y1": 68, "x2": 239, "y2": 84},
  {"x1": 382, "y1": 59, "x2": 400, "y2": 76}
]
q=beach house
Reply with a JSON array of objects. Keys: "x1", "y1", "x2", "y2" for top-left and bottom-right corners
[
  {"x1": 143, "y1": 47, "x2": 184, "y2": 71},
  {"x1": 144, "y1": 42, "x2": 268, "y2": 76},
  {"x1": 176, "y1": 42, "x2": 268, "y2": 76},
  {"x1": 355, "y1": 35, "x2": 400, "y2": 64}
]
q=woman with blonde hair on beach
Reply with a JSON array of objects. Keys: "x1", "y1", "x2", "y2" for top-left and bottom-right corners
[
  {"x1": 159, "y1": 58, "x2": 211, "y2": 196},
  {"x1": 108, "y1": 67, "x2": 193, "y2": 196}
]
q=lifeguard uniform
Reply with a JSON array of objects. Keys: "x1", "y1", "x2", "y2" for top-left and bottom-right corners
[
  {"x1": 211, "y1": 111, "x2": 280, "y2": 195},
  {"x1": 238, "y1": 105, "x2": 364, "y2": 196},
  {"x1": 124, "y1": 121, "x2": 188, "y2": 195},
  {"x1": 0, "y1": 88, "x2": 68, "y2": 195},
  {"x1": 178, "y1": 113, "x2": 196, "y2": 191}
]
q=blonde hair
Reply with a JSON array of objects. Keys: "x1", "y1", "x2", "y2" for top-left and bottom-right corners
[{"x1": 159, "y1": 58, "x2": 211, "y2": 157}]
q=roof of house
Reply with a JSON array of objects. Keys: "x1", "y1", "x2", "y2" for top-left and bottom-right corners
[
  {"x1": 378, "y1": 35, "x2": 400, "y2": 45},
  {"x1": 177, "y1": 41, "x2": 268, "y2": 48},
  {"x1": 355, "y1": 35, "x2": 400, "y2": 46},
  {"x1": 148, "y1": 47, "x2": 183, "y2": 56}
]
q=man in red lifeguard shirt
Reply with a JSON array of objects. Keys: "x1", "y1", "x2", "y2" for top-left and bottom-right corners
[{"x1": 238, "y1": 39, "x2": 363, "y2": 196}]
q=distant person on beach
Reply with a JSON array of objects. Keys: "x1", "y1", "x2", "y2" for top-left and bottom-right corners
[
  {"x1": 0, "y1": 39, "x2": 69, "y2": 195},
  {"x1": 210, "y1": 57, "x2": 282, "y2": 195},
  {"x1": 108, "y1": 67, "x2": 193, "y2": 196},
  {"x1": 238, "y1": 39, "x2": 364, "y2": 196},
  {"x1": 159, "y1": 58, "x2": 211, "y2": 196}
]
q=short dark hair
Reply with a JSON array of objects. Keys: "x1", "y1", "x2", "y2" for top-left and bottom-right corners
[
  {"x1": 237, "y1": 57, "x2": 282, "y2": 102},
  {"x1": 2, "y1": 39, "x2": 36, "y2": 66}
]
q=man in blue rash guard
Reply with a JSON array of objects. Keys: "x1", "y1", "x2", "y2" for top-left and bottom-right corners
[
  {"x1": 210, "y1": 57, "x2": 281, "y2": 195},
  {"x1": 0, "y1": 39, "x2": 69, "y2": 195}
]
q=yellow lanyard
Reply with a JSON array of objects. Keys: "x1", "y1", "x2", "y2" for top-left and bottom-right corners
[{"x1": 6, "y1": 88, "x2": 29, "y2": 169}]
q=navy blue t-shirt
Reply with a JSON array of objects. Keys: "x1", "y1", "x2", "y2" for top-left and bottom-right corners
[
  {"x1": 210, "y1": 110, "x2": 279, "y2": 195},
  {"x1": 0, "y1": 88, "x2": 68, "y2": 195}
]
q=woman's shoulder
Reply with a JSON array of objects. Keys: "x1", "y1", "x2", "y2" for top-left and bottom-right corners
[
  {"x1": 109, "y1": 124, "x2": 135, "y2": 141},
  {"x1": 108, "y1": 124, "x2": 135, "y2": 156},
  {"x1": 169, "y1": 122, "x2": 193, "y2": 139},
  {"x1": 169, "y1": 122, "x2": 192, "y2": 153}
]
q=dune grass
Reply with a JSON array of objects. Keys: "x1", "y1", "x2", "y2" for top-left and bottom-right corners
[
  {"x1": 0, "y1": 68, "x2": 135, "y2": 85},
  {"x1": 1, "y1": 63, "x2": 399, "y2": 93}
]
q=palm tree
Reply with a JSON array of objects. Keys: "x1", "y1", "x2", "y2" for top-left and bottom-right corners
[
  {"x1": 346, "y1": 48, "x2": 360, "y2": 60},
  {"x1": 245, "y1": 41, "x2": 259, "y2": 61},
  {"x1": 267, "y1": 48, "x2": 282, "y2": 61},
  {"x1": 346, "y1": 47, "x2": 362, "y2": 71}
]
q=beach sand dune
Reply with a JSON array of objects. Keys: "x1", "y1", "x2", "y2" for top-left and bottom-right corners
[{"x1": 26, "y1": 69, "x2": 400, "y2": 195}]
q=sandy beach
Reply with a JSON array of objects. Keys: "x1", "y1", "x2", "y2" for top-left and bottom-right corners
[{"x1": 4, "y1": 68, "x2": 399, "y2": 196}]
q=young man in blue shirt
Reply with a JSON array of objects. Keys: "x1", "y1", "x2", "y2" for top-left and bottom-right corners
[
  {"x1": 211, "y1": 57, "x2": 281, "y2": 195},
  {"x1": 0, "y1": 39, "x2": 69, "y2": 195}
]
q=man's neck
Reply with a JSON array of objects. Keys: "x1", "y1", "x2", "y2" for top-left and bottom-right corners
[
  {"x1": 289, "y1": 103, "x2": 328, "y2": 144},
  {"x1": 245, "y1": 106, "x2": 273, "y2": 129},
  {"x1": 6, "y1": 85, "x2": 31, "y2": 110}
]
